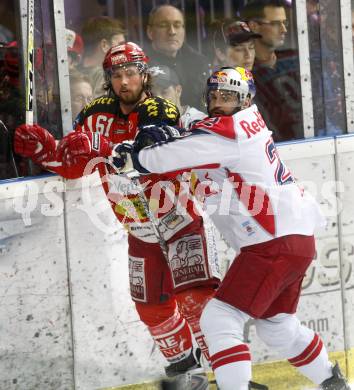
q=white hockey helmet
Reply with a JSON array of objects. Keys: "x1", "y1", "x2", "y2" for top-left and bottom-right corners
[{"x1": 205, "y1": 66, "x2": 256, "y2": 111}]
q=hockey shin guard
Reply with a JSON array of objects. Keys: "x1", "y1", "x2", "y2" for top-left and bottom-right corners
[
  {"x1": 135, "y1": 300, "x2": 193, "y2": 364},
  {"x1": 176, "y1": 286, "x2": 216, "y2": 362}
]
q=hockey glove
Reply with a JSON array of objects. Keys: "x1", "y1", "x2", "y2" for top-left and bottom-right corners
[
  {"x1": 14, "y1": 124, "x2": 56, "y2": 164},
  {"x1": 110, "y1": 141, "x2": 135, "y2": 173},
  {"x1": 56, "y1": 131, "x2": 113, "y2": 167},
  {"x1": 134, "y1": 124, "x2": 186, "y2": 151}
]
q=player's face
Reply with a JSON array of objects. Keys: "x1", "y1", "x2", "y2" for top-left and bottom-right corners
[
  {"x1": 225, "y1": 40, "x2": 256, "y2": 70},
  {"x1": 111, "y1": 64, "x2": 145, "y2": 105},
  {"x1": 208, "y1": 89, "x2": 239, "y2": 117},
  {"x1": 147, "y1": 6, "x2": 185, "y2": 57},
  {"x1": 253, "y1": 6, "x2": 288, "y2": 49}
]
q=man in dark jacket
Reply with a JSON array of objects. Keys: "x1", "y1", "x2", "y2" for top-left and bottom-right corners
[
  {"x1": 241, "y1": 0, "x2": 303, "y2": 142},
  {"x1": 146, "y1": 4, "x2": 210, "y2": 110}
]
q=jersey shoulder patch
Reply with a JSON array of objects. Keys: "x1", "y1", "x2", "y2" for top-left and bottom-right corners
[
  {"x1": 136, "y1": 96, "x2": 180, "y2": 126},
  {"x1": 190, "y1": 116, "x2": 237, "y2": 140}
]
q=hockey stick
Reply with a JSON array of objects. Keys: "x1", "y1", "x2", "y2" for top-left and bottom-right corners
[
  {"x1": 22, "y1": 0, "x2": 35, "y2": 176},
  {"x1": 209, "y1": 379, "x2": 269, "y2": 389},
  {"x1": 26, "y1": 0, "x2": 35, "y2": 126},
  {"x1": 127, "y1": 171, "x2": 169, "y2": 259},
  {"x1": 248, "y1": 381, "x2": 269, "y2": 390}
]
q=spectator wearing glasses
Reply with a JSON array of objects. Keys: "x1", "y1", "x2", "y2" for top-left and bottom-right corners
[
  {"x1": 241, "y1": 0, "x2": 288, "y2": 68},
  {"x1": 79, "y1": 16, "x2": 125, "y2": 98},
  {"x1": 69, "y1": 70, "x2": 93, "y2": 121},
  {"x1": 211, "y1": 18, "x2": 262, "y2": 71},
  {"x1": 146, "y1": 4, "x2": 210, "y2": 110},
  {"x1": 241, "y1": 0, "x2": 303, "y2": 142}
]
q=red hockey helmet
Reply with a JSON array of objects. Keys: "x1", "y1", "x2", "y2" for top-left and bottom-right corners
[{"x1": 103, "y1": 42, "x2": 149, "y2": 73}]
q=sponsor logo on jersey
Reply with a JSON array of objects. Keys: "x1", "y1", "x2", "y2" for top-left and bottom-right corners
[
  {"x1": 83, "y1": 96, "x2": 116, "y2": 113},
  {"x1": 242, "y1": 220, "x2": 255, "y2": 236},
  {"x1": 239, "y1": 110, "x2": 267, "y2": 138},
  {"x1": 113, "y1": 128, "x2": 128, "y2": 134},
  {"x1": 92, "y1": 132, "x2": 100, "y2": 151},
  {"x1": 169, "y1": 235, "x2": 208, "y2": 287},
  {"x1": 129, "y1": 256, "x2": 147, "y2": 302},
  {"x1": 114, "y1": 196, "x2": 147, "y2": 221},
  {"x1": 161, "y1": 209, "x2": 185, "y2": 230}
]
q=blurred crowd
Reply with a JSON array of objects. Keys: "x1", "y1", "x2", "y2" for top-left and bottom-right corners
[{"x1": 0, "y1": 0, "x2": 354, "y2": 179}]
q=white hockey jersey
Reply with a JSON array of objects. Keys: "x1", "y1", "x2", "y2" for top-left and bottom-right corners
[
  {"x1": 138, "y1": 104, "x2": 326, "y2": 249},
  {"x1": 180, "y1": 106, "x2": 206, "y2": 129}
]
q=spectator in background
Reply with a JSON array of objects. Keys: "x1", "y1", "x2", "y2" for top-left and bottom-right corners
[
  {"x1": 79, "y1": 16, "x2": 125, "y2": 97},
  {"x1": 66, "y1": 28, "x2": 84, "y2": 70},
  {"x1": 241, "y1": 0, "x2": 288, "y2": 68},
  {"x1": 211, "y1": 19, "x2": 261, "y2": 70},
  {"x1": 241, "y1": 0, "x2": 303, "y2": 142},
  {"x1": 69, "y1": 70, "x2": 93, "y2": 121},
  {"x1": 0, "y1": 0, "x2": 15, "y2": 43},
  {"x1": 149, "y1": 64, "x2": 206, "y2": 128},
  {"x1": 146, "y1": 4, "x2": 210, "y2": 110}
]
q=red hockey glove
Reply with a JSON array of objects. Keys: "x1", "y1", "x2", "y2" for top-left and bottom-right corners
[
  {"x1": 56, "y1": 131, "x2": 113, "y2": 167},
  {"x1": 14, "y1": 124, "x2": 56, "y2": 163}
]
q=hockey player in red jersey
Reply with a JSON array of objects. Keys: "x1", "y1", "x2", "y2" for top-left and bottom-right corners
[
  {"x1": 111, "y1": 66, "x2": 351, "y2": 390},
  {"x1": 14, "y1": 42, "x2": 220, "y2": 387}
]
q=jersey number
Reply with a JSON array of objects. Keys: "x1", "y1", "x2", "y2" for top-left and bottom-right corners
[
  {"x1": 96, "y1": 115, "x2": 114, "y2": 137},
  {"x1": 265, "y1": 138, "x2": 294, "y2": 185}
]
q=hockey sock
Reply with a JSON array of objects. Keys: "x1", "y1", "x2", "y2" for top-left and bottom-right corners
[
  {"x1": 176, "y1": 285, "x2": 216, "y2": 361},
  {"x1": 286, "y1": 329, "x2": 333, "y2": 384},
  {"x1": 135, "y1": 299, "x2": 193, "y2": 363},
  {"x1": 210, "y1": 343, "x2": 252, "y2": 390}
]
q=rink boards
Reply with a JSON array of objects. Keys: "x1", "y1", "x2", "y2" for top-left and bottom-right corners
[{"x1": 0, "y1": 136, "x2": 353, "y2": 390}]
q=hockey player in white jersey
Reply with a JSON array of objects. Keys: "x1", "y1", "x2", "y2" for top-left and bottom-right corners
[{"x1": 112, "y1": 67, "x2": 350, "y2": 390}]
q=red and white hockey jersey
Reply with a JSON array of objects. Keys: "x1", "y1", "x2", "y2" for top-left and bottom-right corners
[
  {"x1": 138, "y1": 104, "x2": 326, "y2": 249},
  {"x1": 46, "y1": 95, "x2": 202, "y2": 243}
]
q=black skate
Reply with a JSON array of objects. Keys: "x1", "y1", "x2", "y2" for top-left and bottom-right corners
[
  {"x1": 320, "y1": 362, "x2": 350, "y2": 390},
  {"x1": 161, "y1": 348, "x2": 209, "y2": 389},
  {"x1": 165, "y1": 348, "x2": 202, "y2": 377},
  {"x1": 160, "y1": 371, "x2": 209, "y2": 390}
]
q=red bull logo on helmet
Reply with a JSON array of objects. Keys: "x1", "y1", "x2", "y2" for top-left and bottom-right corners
[
  {"x1": 210, "y1": 70, "x2": 228, "y2": 84},
  {"x1": 236, "y1": 67, "x2": 254, "y2": 81}
]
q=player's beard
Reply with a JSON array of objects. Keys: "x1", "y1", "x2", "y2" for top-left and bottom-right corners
[
  {"x1": 119, "y1": 88, "x2": 144, "y2": 105},
  {"x1": 209, "y1": 108, "x2": 227, "y2": 117}
]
